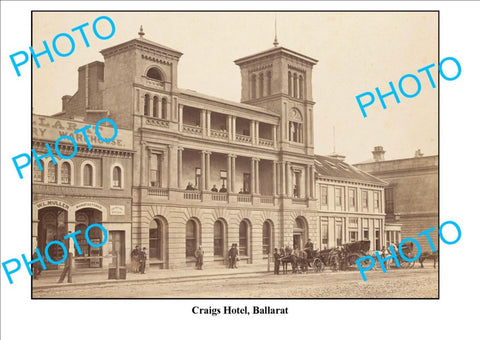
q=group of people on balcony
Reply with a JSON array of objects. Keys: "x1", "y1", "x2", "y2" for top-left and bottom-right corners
[{"x1": 210, "y1": 184, "x2": 227, "y2": 192}]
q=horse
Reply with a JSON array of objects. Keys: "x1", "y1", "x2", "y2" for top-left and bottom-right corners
[{"x1": 418, "y1": 251, "x2": 438, "y2": 268}]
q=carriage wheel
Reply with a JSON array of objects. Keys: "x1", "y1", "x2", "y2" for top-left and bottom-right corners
[
  {"x1": 409, "y1": 260, "x2": 416, "y2": 269},
  {"x1": 400, "y1": 260, "x2": 410, "y2": 269},
  {"x1": 313, "y1": 258, "x2": 324, "y2": 273}
]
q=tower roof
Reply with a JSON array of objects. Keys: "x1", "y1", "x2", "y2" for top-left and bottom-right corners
[
  {"x1": 234, "y1": 46, "x2": 318, "y2": 66},
  {"x1": 100, "y1": 37, "x2": 183, "y2": 59}
]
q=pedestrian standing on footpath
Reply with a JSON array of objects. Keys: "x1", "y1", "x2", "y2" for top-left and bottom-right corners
[
  {"x1": 131, "y1": 245, "x2": 140, "y2": 273},
  {"x1": 228, "y1": 243, "x2": 239, "y2": 268},
  {"x1": 195, "y1": 245, "x2": 204, "y2": 270},
  {"x1": 273, "y1": 248, "x2": 281, "y2": 275},
  {"x1": 139, "y1": 247, "x2": 147, "y2": 274},
  {"x1": 58, "y1": 252, "x2": 73, "y2": 283}
]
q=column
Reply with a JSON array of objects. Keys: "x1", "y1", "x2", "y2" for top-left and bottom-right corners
[
  {"x1": 232, "y1": 116, "x2": 236, "y2": 141},
  {"x1": 250, "y1": 120, "x2": 255, "y2": 144},
  {"x1": 255, "y1": 158, "x2": 260, "y2": 194},
  {"x1": 231, "y1": 155, "x2": 236, "y2": 193},
  {"x1": 178, "y1": 104, "x2": 184, "y2": 132},
  {"x1": 251, "y1": 158, "x2": 255, "y2": 194},
  {"x1": 201, "y1": 151, "x2": 206, "y2": 191},
  {"x1": 255, "y1": 121, "x2": 259, "y2": 144},
  {"x1": 280, "y1": 161, "x2": 286, "y2": 196},
  {"x1": 272, "y1": 161, "x2": 277, "y2": 196},
  {"x1": 272, "y1": 125, "x2": 277, "y2": 148},
  {"x1": 205, "y1": 151, "x2": 211, "y2": 190},
  {"x1": 149, "y1": 95, "x2": 154, "y2": 117},
  {"x1": 286, "y1": 162, "x2": 291, "y2": 197},
  {"x1": 310, "y1": 165, "x2": 315, "y2": 198},
  {"x1": 227, "y1": 155, "x2": 232, "y2": 193},
  {"x1": 178, "y1": 147, "x2": 183, "y2": 188},
  {"x1": 206, "y1": 110, "x2": 211, "y2": 137},
  {"x1": 201, "y1": 109, "x2": 207, "y2": 137},
  {"x1": 168, "y1": 145, "x2": 176, "y2": 188},
  {"x1": 228, "y1": 115, "x2": 232, "y2": 140}
]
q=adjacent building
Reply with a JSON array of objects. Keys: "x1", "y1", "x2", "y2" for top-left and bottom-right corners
[{"x1": 355, "y1": 147, "x2": 439, "y2": 250}]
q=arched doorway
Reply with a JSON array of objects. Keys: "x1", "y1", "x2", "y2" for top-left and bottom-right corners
[
  {"x1": 149, "y1": 217, "x2": 168, "y2": 268},
  {"x1": 262, "y1": 220, "x2": 274, "y2": 257},
  {"x1": 293, "y1": 217, "x2": 308, "y2": 250},
  {"x1": 38, "y1": 207, "x2": 68, "y2": 270},
  {"x1": 213, "y1": 219, "x2": 227, "y2": 260},
  {"x1": 186, "y1": 219, "x2": 201, "y2": 260},
  {"x1": 74, "y1": 208, "x2": 103, "y2": 268}
]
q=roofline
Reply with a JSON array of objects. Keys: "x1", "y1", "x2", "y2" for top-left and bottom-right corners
[
  {"x1": 234, "y1": 46, "x2": 318, "y2": 66},
  {"x1": 353, "y1": 154, "x2": 438, "y2": 166},
  {"x1": 314, "y1": 158, "x2": 388, "y2": 186},
  {"x1": 100, "y1": 38, "x2": 183, "y2": 57},
  {"x1": 178, "y1": 89, "x2": 278, "y2": 117}
]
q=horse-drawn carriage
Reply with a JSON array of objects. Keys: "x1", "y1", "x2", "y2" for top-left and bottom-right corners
[
  {"x1": 280, "y1": 240, "x2": 371, "y2": 274},
  {"x1": 313, "y1": 240, "x2": 371, "y2": 272}
]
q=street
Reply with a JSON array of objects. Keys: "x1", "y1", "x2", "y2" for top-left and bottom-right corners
[{"x1": 33, "y1": 266, "x2": 438, "y2": 299}]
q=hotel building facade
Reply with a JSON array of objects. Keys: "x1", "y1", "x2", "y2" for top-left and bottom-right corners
[{"x1": 33, "y1": 31, "x2": 388, "y2": 270}]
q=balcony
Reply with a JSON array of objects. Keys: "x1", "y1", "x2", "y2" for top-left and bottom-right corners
[
  {"x1": 145, "y1": 117, "x2": 169, "y2": 128},
  {"x1": 237, "y1": 194, "x2": 252, "y2": 203},
  {"x1": 258, "y1": 138, "x2": 274, "y2": 147},
  {"x1": 184, "y1": 191, "x2": 202, "y2": 200},
  {"x1": 183, "y1": 124, "x2": 202, "y2": 135},
  {"x1": 260, "y1": 196, "x2": 274, "y2": 204},
  {"x1": 212, "y1": 192, "x2": 228, "y2": 202},
  {"x1": 210, "y1": 128, "x2": 228, "y2": 140},
  {"x1": 147, "y1": 187, "x2": 168, "y2": 197},
  {"x1": 235, "y1": 134, "x2": 252, "y2": 144}
]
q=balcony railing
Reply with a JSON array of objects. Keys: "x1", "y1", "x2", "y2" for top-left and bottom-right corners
[
  {"x1": 237, "y1": 194, "x2": 252, "y2": 203},
  {"x1": 260, "y1": 196, "x2": 274, "y2": 204},
  {"x1": 258, "y1": 138, "x2": 274, "y2": 147},
  {"x1": 184, "y1": 191, "x2": 202, "y2": 200},
  {"x1": 183, "y1": 124, "x2": 202, "y2": 135},
  {"x1": 210, "y1": 128, "x2": 228, "y2": 140},
  {"x1": 235, "y1": 134, "x2": 252, "y2": 143},
  {"x1": 148, "y1": 187, "x2": 169, "y2": 197},
  {"x1": 212, "y1": 193, "x2": 228, "y2": 202},
  {"x1": 145, "y1": 117, "x2": 169, "y2": 128}
]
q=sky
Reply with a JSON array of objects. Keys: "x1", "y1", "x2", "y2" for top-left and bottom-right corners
[{"x1": 32, "y1": 11, "x2": 438, "y2": 164}]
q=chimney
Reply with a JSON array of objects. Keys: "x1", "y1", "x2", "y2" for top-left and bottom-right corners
[
  {"x1": 414, "y1": 149, "x2": 424, "y2": 157},
  {"x1": 372, "y1": 146, "x2": 385, "y2": 162},
  {"x1": 61, "y1": 95, "x2": 72, "y2": 112}
]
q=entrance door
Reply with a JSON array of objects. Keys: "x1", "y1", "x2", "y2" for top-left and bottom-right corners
[
  {"x1": 293, "y1": 234, "x2": 303, "y2": 250},
  {"x1": 110, "y1": 231, "x2": 125, "y2": 266}
]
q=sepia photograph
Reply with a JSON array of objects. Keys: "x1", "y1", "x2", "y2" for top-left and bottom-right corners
[{"x1": 30, "y1": 11, "x2": 439, "y2": 299}]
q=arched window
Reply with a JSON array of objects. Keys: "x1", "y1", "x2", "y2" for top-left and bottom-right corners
[
  {"x1": 266, "y1": 71, "x2": 272, "y2": 96},
  {"x1": 262, "y1": 221, "x2": 272, "y2": 255},
  {"x1": 214, "y1": 220, "x2": 225, "y2": 257},
  {"x1": 144, "y1": 94, "x2": 150, "y2": 116},
  {"x1": 239, "y1": 220, "x2": 250, "y2": 256},
  {"x1": 288, "y1": 71, "x2": 292, "y2": 96},
  {"x1": 153, "y1": 96, "x2": 159, "y2": 118},
  {"x1": 251, "y1": 74, "x2": 257, "y2": 99},
  {"x1": 83, "y1": 164, "x2": 93, "y2": 187},
  {"x1": 299, "y1": 75, "x2": 304, "y2": 99},
  {"x1": 33, "y1": 160, "x2": 43, "y2": 182},
  {"x1": 186, "y1": 219, "x2": 200, "y2": 257},
  {"x1": 60, "y1": 162, "x2": 71, "y2": 185},
  {"x1": 161, "y1": 98, "x2": 167, "y2": 119},
  {"x1": 259, "y1": 73, "x2": 264, "y2": 98},
  {"x1": 47, "y1": 161, "x2": 57, "y2": 183},
  {"x1": 149, "y1": 219, "x2": 163, "y2": 260},
  {"x1": 146, "y1": 67, "x2": 163, "y2": 81},
  {"x1": 112, "y1": 166, "x2": 121, "y2": 188},
  {"x1": 293, "y1": 73, "x2": 298, "y2": 98}
]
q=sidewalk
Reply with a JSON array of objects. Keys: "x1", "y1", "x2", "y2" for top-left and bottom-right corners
[{"x1": 32, "y1": 263, "x2": 271, "y2": 289}]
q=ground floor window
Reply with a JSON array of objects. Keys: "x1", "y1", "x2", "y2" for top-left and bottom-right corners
[
  {"x1": 186, "y1": 219, "x2": 200, "y2": 257},
  {"x1": 239, "y1": 220, "x2": 249, "y2": 256}
]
